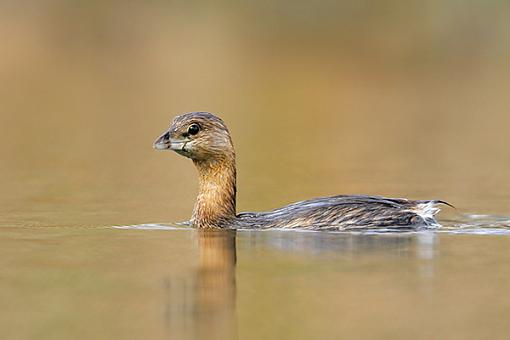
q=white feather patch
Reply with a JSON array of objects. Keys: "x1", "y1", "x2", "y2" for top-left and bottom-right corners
[{"x1": 413, "y1": 201, "x2": 441, "y2": 226}]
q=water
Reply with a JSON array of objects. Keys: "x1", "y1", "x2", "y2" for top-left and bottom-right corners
[
  {"x1": 2, "y1": 1, "x2": 510, "y2": 339},
  {"x1": 2, "y1": 224, "x2": 510, "y2": 340}
]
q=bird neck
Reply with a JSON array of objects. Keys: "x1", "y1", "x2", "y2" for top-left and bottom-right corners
[{"x1": 192, "y1": 155, "x2": 237, "y2": 228}]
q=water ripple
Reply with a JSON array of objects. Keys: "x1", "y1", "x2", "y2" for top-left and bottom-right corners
[
  {"x1": 438, "y1": 213, "x2": 510, "y2": 235},
  {"x1": 112, "y1": 222, "x2": 192, "y2": 230}
]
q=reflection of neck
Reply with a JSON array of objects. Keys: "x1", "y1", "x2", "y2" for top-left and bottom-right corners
[
  {"x1": 196, "y1": 229, "x2": 237, "y2": 339},
  {"x1": 192, "y1": 156, "x2": 236, "y2": 228},
  {"x1": 198, "y1": 229, "x2": 237, "y2": 270}
]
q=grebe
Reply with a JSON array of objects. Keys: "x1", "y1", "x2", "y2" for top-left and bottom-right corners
[{"x1": 154, "y1": 112, "x2": 449, "y2": 230}]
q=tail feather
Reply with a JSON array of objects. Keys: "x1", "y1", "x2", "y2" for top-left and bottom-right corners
[
  {"x1": 434, "y1": 200, "x2": 455, "y2": 209},
  {"x1": 413, "y1": 200, "x2": 454, "y2": 227},
  {"x1": 420, "y1": 199, "x2": 455, "y2": 209}
]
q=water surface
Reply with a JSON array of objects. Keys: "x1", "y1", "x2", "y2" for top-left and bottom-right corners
[{"x1": 2, "y1": 226, "x2": 510, "y2": 340}]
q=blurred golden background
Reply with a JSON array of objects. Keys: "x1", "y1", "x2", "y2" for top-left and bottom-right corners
[
  {"x1": 1, "y1": 0, "x2": 509, "y2": 227},
  {"x1": 2, "y1": 3, "x2": 510, "y2": 340}
]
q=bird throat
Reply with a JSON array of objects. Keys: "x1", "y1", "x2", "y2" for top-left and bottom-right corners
[{"x1": 192, "y1": 157, "x2": 237, "y2": 228}]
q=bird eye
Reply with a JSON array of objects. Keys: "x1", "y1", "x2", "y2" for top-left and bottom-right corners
[{"x1": 187, "y1": 123, "x2": 200, "y2": 135}]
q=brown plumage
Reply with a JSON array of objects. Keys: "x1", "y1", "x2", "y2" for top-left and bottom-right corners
[{"x1": 154, "y1": 112, "x2": 449, "y2": 230}]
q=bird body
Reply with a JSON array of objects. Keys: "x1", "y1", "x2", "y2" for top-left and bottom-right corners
[
  {"x1": 236, "y1": 195, "x2": 445, "y2": 230},
  {"x1": 154, "y1": 112, "x2": 447, "y2": 230}
]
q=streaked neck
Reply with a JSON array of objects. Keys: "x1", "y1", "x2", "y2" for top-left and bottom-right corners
[{"x1": 192, "y1": 156, "x2": 236, "y2": 228}]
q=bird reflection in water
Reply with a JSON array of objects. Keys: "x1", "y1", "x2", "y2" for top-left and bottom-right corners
[
  {"x1": 165, "y1": 229, "x2": 237, "y2": 340},
  {"x1": 163, "y1": 229, "x2": 438, "y2": 340}
]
